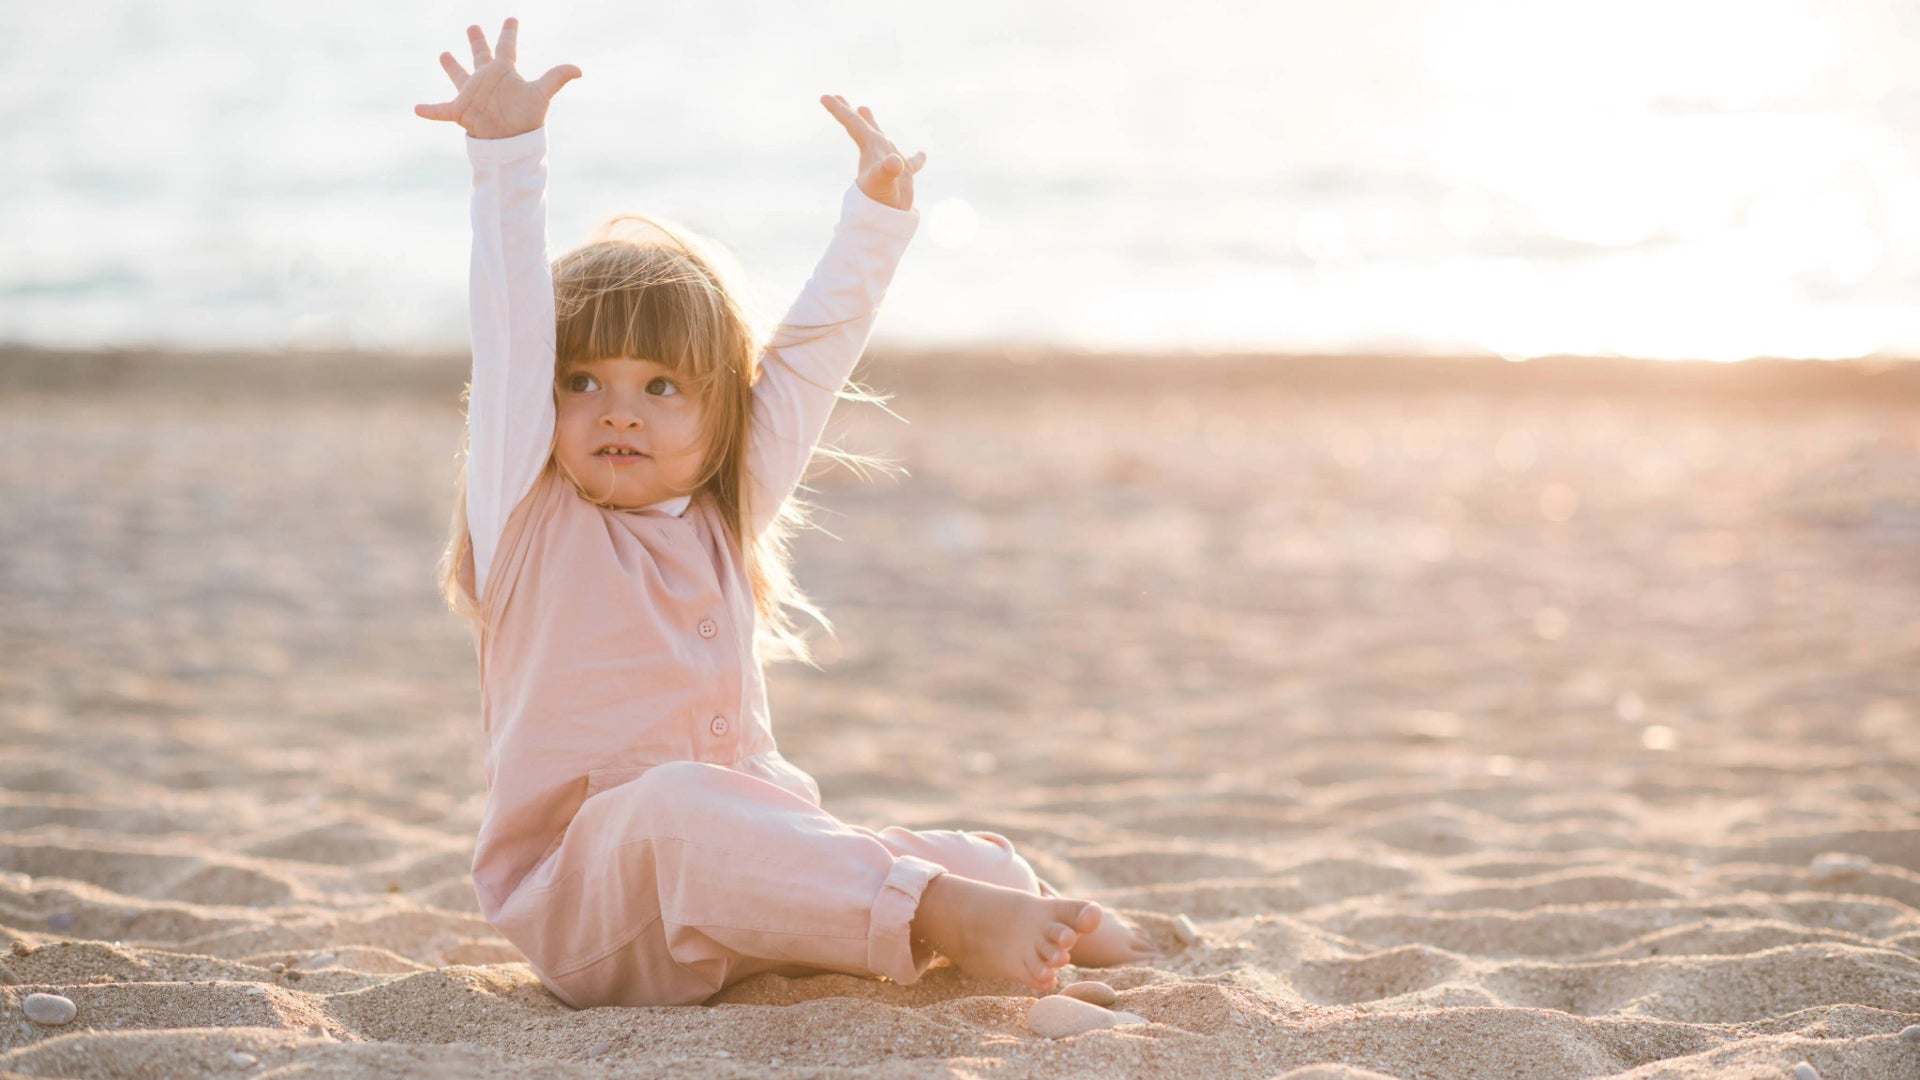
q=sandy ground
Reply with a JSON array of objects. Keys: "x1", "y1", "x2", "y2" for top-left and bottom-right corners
[{"x1": 1, "y1": 347, "x2": 1917, "y2": 1078}]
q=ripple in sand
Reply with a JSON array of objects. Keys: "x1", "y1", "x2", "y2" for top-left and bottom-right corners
[
  {"x1": 1355, "y1": 811, "x2": 1490, "y2": 855},
  {"x1": 1, "y1": 842, "x2": 199, "y2": 896},
  {"x1": 1478, "y1": 943, "x2": 1920, "y2": 1023},
  {"x1": 1066, "y1": 846, "x2": 1270, "y2": 886},
  {"x1": 244, "y1": 822, "x2": 403, "y2": 867},
  {"x1": 162, "y1": 863, "x2": 299, "y2": 907},
  {"x1": 1292, "y1": 945, "x2": 1464, "y2": 1006},
  {"x1": 1424, "y1": 869, "x2": 1685, "y2": 912}
]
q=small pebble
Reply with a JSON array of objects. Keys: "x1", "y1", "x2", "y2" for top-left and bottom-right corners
[
  {"x1": 1028, "y1": 994, "x2": 1121, "y2": 1038},
  {"x1": 1792, "y1": 1063, "x2": 1818, "y2": 1080},
  {"x1": 284, "y1": 970, "x2": 303, "y2": 982},
  {"x1": 304, "y1": 952, "x2": 335, "y2": 968},
  {"x1": 45, "y1": 913, "x2": 73, "y2": 932},
  {"x1": 586, "y1": 1042, "x2": 611, "y2": 1059},
  {"x1": 228, "y1": 1052, "x2": 258, "y2": 1068},
  {"x1": 23, "y1": 993, "x2": 77, "y2": 1025},
  {"x1": 1060, "y1": 980, "x2": 1118, "y2": 1007},
  {"x1": 1809, "y1": 853, "x2": 1871, "y2": 880},
  {"x1": 268, "y1": 963, "x2": 286, "y2": 974},
  {"x1": 1901, "y1": 1024, "x2": 1920, "y2": 1042},
  {"x1": 713, "y1": 1050, "x2": 731, "y2": 1058},
  {"x1": 1111, "y1": 1011, "x2": 1149, "y2": 1025},
  {"x1": 1172, "y1": 914, "x2": 1199, "y2": 946}
]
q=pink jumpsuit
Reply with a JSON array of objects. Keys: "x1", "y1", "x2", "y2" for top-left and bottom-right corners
[{"x1": 456, "y1": 128, "x2": 1049, "y2": 1009}]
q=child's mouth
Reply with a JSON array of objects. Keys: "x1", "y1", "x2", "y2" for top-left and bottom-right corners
[{"x1": 597, "y1": 449, "x2": 649, "y2": 466}]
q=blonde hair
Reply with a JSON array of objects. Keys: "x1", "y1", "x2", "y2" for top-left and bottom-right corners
[{"x1": 438, "y1": 210, "x2": 902, "y2": 668}]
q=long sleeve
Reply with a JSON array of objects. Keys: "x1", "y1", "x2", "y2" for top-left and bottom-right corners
[
  {"x1": 464, "y1": 127, "x2": 560, "y2": 603},
  {"x1": 747, "y1": 182, "x2": 920, "y2": 537}
]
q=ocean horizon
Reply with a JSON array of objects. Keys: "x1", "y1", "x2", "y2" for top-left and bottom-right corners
[{"x1": 5, "y1": 0, "x2": 1917, "y2": 363}]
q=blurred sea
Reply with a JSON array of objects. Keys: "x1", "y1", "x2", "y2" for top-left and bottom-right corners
[{"x1": 4, "y1": 0, "x2": 1918, "y2": 360}]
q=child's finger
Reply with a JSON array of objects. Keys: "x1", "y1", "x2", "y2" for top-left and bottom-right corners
[
  {"x1": 534, "y1": 64, "x2": 584, "y2": 99},
  {"x1": 467, "y1": 24, "x2": 493, "y2": 68},
  {"x1": 414, "y1": 100, "x2": 456, "y2": 121},
  {"x1": 820, "y1": 95, "x2": 872, "y2": 147},
  {"x1": 497, "y1": 16, "x2": 518, "y2": 63},
  {"x1": 823, "y1": 94, "x2": 872, "y2": 133},
  {"x1": 820, "y1": 94, "x2": 854, "y2": 124},
  {"x1": 439, "y1": 52, "x2": 470, "y2": 91}
]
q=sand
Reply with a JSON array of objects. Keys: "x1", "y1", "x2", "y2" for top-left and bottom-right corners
[{"x1": 1, "y1": 345, "x2": 1917, "y2": 1078}]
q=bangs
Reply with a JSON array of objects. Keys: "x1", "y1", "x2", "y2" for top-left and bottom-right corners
[{"x1": 552, "y1": 242, "x2": 732, "y2": 390}]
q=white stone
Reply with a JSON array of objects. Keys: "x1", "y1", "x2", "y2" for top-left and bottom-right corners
[
  {"x1": 304, "y1": 952, "x2": 335, "y2": 968},
  {"x1": 1111, "y1": 1011, "x2": 1149, "y2": 1025},
  {"x1": 1808, "y1": 853, "x2": 1871, "y2": 880},
  {"x1": 23, "y1": 993, "x2": 76, "y2": 1025},
  {"x1": 1792, "y1": 1063, "x2": 1818, "y2": 1080},
  {"x1": 1173, "y1": 914, "x2": 1199, "y2": 945},
  {"x1": 1060, "y1": 981, "x2": 1117, "y2": 1007},
  {"x1": 1901, "y1": 1024, "x2": 1920, "y2": 1041},
  {"x1": 228, "y1": 1052, "x2": 258, "y2": 1068},
  {"x1": 1028, "y1": 994, "x2": 1119, "y2": 1038},
  {"x1": 586, "y1": 1042, "x2": 611, "y2": 1059}
]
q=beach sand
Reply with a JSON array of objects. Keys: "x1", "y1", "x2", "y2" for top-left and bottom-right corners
[{"x1": 1, "y1": 346, "x2": 1917, "y2": 1078}]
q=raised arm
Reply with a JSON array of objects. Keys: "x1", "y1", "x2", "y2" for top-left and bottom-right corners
[
  {"x1": 464, "y1": 128, "x2": 560, "y2": 601},
  {"x1": 746, "y1": 95, "x2": 928, "y2": 537},
  {"x1": 415, "y1": 18, "x2": 581, "y2": 601},
  {"x1": 747, "y1": 182, "x2": 920, "y2": 536}
]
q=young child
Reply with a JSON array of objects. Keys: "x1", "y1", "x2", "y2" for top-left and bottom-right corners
[{"x1": 415, "y1": 18, "x2": 1157, "y2": 1009}]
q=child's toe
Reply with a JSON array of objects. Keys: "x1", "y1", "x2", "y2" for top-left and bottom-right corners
[
  {"x1": 1066, "y1": 901, "x2": 1103, "y2": 934},
  {"x1": 1026, "y1": 956, "x2": 1055, "y2": 990}
]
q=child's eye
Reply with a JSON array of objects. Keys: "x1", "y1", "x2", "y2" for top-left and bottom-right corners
[
  {"x1": 563, "y1": 372, "x2": 600, "y2": 393},
  {"x1": 648, "y1": 377, "x2": 679, "y2": 397}
]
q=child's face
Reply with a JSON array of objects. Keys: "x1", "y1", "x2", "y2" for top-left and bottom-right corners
[{"x1": 552, "y1": 356, "x2": 709, "y2": 510}]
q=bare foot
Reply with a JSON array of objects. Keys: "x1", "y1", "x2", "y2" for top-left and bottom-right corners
[
  {"x1": 1034, "y1": 876, "x2": 1157, "y2": 968},
  {"x1": 909, "y1": 874, "x2": 1104, "y2": 993},
  {"x1": 1066, "y1": 909, "x2": 1159, "y2": 967}
]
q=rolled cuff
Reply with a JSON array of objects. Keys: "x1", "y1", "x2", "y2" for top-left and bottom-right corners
[
  {"x1": 866, "y1": 854, "x2": 946, "y2": 985},
  {"x1": 466, "y1": 126, "x2": 547, "y2": 164},
  {"x1": 838, "y1": 180, "x2": 921, "y2": 241}
]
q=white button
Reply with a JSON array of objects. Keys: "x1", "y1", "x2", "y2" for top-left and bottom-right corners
[
  {"x1": 698, "y1": 618, "x2": 718, "y2": 639},
  {"x1": 709, "y1": 715, "x2": 730, "y2": 736}
]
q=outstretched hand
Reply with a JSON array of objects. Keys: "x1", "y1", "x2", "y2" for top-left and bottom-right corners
[
  {"x1": 821, "y1": 95, "x2": 926, "y2": 212},
  {"x1": 415, "y1": 17, "x2": 581, "y2": 141}
]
